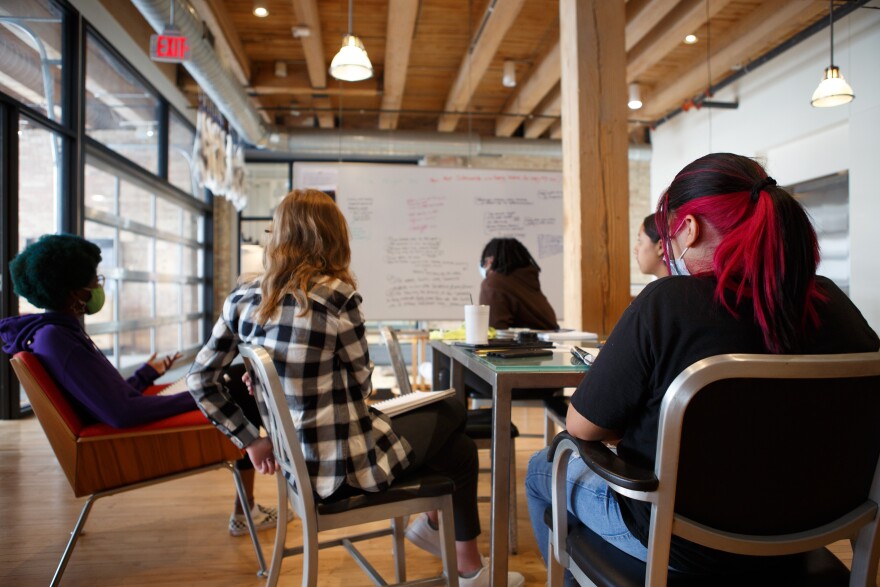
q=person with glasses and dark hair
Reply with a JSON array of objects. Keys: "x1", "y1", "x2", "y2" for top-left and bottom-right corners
[
  {"x1": 0, "y1": 233, "x2": 287, "y2": 536},
  {"x1": 478, "y1": 237, "x2": 558, "y2": 330},
  {"x1": 525, "y1": 153, "x2": 879, "y2": 579},
  {"x1": 2, "y1": 234, "x2": 190, "y2": 425},
  {"x1": 633, "y1": 212, "x2": 668, "y2": 279}
]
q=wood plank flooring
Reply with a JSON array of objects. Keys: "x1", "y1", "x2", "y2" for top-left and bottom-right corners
[{"x1": 0, "y1": 408, "x2": 858, "y2": 586}]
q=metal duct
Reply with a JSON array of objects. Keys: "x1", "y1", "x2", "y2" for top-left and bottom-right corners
[
  {"x1": 130, "y1": 0, "x2": 269, "y2": 146},
  {"x1": 270, "y1": 130, "x2": 651, "y2": 162},
  {"x1": 0, "y1": 33, "x2": 45, "y2": 106}
]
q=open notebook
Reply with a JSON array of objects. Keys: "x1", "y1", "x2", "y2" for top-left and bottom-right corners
[
  {"x1": 156, "y1": 375, "x2": 189, "y2": 396},
  {"x1": 370, "y1": 388, "x2": 456, "y2": 418}
]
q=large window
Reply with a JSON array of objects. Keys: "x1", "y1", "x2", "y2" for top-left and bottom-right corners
[
  {"x1": 17, "y1": 117, "x2": 64, "y2": 315},
  {"x1": 0, "y1": 1, "x2": 64, "y2": 122},
  {"x1": 0, "y1": 2, "x2": 212, "y2": 417},
  {"x1": 84, "y1": 157, "x2": 206, "y2": 371},
  {"x1": 85, "y1": 32, "x2": 159, "y2": 174},
  {"x1": 169, "y1": 111, "x2": 195, "y2": 195},
  {"x1": 239, "y1": 162, "x2": 289, "y2": 275}
]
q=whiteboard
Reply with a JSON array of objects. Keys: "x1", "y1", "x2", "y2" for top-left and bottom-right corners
[{"x1": 293, "y1": 163, "x2": 563, "y2": 321}]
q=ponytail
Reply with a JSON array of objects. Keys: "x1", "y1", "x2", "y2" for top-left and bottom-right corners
[{"x1": 657, "y1": 153, "x2": 824, "y2": 353}]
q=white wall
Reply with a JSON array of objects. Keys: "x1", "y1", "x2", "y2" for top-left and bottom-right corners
[{"x1": 650, "y1": 8, "x2": 880, "y2": 334}]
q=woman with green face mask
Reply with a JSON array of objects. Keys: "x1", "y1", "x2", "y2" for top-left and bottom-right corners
[
  {"x1": 0, "y1": 234, "x2": 290, "y2": 536},
  {"x1": 0, "y1": 233, "x2": 192, "y2": 426}
]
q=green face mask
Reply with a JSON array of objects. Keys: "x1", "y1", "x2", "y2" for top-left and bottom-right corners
[{"x1": 84, "y1": 285, "x2": 105, "y2": 315}]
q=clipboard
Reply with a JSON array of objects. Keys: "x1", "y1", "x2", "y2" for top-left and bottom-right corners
[{"x1": 485, "y1": 348, "x2": 554, "y2": 359}]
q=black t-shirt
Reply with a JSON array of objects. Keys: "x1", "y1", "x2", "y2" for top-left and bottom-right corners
[{"x1": 570, "y1": 275, "x2": 879, "y2": 572}]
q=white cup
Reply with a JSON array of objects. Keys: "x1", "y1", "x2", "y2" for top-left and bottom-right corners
[{"x1": 464, "y1": 304, "x2": 490, "y2": 345}]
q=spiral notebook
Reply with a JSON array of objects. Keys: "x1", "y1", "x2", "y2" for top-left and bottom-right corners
[
  {"x1": 156, "y1": 375, "x2": 189, "y2": 396},
  {"x1": 371, "y1": 388, "x2": 456, "y2": 417}
]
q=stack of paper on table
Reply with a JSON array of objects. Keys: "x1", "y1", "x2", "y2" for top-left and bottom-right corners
[{"x1": 538, "y1": 330, "x2": 599, "y2": 342}]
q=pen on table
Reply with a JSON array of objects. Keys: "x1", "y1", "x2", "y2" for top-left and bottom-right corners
[{"x1": 570, "y1": 346, "x2": 594, "y2": 366}]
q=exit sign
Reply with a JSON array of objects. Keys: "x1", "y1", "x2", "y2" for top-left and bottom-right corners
[{"x1": 150, "y1": 27, "x2": 190, "y2": 63}]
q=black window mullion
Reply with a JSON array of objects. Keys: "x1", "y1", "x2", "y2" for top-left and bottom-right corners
[
  {"x1": 1, "y1": 103, "x2": 22, "y2": 419},
  {"x1": 62, "y1": 6, "x2": 85, "y2": 235},
  {"x1": 157, "y1": 100, "x2": 168, "y2": 181}
]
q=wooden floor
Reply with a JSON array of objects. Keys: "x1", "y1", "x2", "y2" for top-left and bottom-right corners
[{"x1": 0, "y1": 407, "x2": 859, "y2": 587}]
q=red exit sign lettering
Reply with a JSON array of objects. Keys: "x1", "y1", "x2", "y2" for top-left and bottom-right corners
[{"x1": 150, "y1": 28, "x2": 190, "y2": 63}]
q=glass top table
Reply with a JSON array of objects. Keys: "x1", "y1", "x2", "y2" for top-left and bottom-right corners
[{"x1": 429, "y1": 341, "x2": 590, "y2": 586}]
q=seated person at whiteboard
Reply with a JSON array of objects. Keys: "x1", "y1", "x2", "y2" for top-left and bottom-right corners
[
  {"x1": 634, "y1": 212, "x2": 669, "y2": 279},
  {"x1": 187, "y1": 189, "x2": 525, "y2": 587},
  {"x1": 478, "y1": 237, "x2": 558, "y2": 330},
  {"x1": 0, "y1": 234, "x2": 285, "y2": 537}
]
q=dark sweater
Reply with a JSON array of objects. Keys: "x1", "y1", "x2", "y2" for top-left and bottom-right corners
[
  {"x1": 0, "y1": 312, "x2": 194, "y2": 428},
  {"x1": 478, "y1": 265, "x2": 558, "y2": 330}
]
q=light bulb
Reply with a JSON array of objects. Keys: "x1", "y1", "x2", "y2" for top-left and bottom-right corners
[{"x1": 253, "y1": 1, "x2": 268, "y2": 18}]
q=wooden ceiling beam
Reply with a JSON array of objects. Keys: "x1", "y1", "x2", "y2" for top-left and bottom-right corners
[
  {"x1": 437, "y1": 0, "x2": 527, "y2": 132},
  {"x1": 627, "y1": 0, "x2": 733, "y2": 83},
  {"x1": 495, "y1": 42, "x2": 560, "y2": 137},
  {"x1": 188, "y1": 0, "x2": 251, "y2": 86},
  {"x1": 625, "y1": 0, "x2": 679, "y2": 52},
  {"x1": 549, "y1": 120, "x2": 562, "y2": 140},
  {"x1": 292, "y1": 0, "x2": 334, "y2": 127},
  {"x1": 640, "y1": 0, "x2": 824, "y2": 121},
  {"x1": 523, "y1": 85, "x2": 561, "y2": 139},
  {"x1": 379, "y1": 0, "x2": 419, "y2": 130}
]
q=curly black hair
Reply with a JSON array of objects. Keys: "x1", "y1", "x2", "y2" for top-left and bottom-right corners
[
  {"x1": 480, "y1": 237, "x2": 540, "y2": 275},
  {"x1": 9, "y1": 234, "x2": 102, "y2": 311}
]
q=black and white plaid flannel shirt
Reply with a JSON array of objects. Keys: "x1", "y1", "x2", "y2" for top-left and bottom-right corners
[{"x1": 187, "y1": 277, "x2": 413, "y2": 498}]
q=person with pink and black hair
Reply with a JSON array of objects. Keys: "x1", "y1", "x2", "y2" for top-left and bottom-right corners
[{"x1": 525, "y1": 153, "x2": 878, "y2": 579}]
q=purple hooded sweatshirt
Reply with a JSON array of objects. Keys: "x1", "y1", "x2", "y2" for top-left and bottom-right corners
[{"x1": 0, "y1": 312, "x2": 194, "y2": 428}]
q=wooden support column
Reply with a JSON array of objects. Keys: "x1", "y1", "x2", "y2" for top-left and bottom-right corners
[{"x1": 559, "y1": 0, "x2": 630, "y2": 336}]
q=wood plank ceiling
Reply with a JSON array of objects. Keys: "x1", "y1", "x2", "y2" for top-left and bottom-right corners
[{"x1": 177, "y1": 0, "x2": 836, "y2": 142}]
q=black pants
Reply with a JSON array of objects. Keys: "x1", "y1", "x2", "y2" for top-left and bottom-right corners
[
  {"x1": 390, "y1": 397, "x2": 481, "y2": 542},
  {"x1": 225, "y1": 363, "x2": 261, "y2": 472}
]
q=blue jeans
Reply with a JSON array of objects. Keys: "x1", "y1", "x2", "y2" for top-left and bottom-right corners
[{"x1": 525, "y1": 447, "x2": 649, "y2": 582}]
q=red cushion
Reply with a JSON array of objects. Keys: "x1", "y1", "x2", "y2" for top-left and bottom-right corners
[
  {"x1": 79, "y1": 409, "x2": 213, "y2": 438},
  {"x1": 15, "y1": 352, "x2": 213, "y2": 439},
  {"x1": 15, "y1": 352, "x2": 84, "y2": 434}
]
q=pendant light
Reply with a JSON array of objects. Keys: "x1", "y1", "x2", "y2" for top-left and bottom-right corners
[
  {"x1": 252, "y1": 0, "x2": 268, "y2": 18},
  {"x1": 329, "y1": 0, "x2": 373, "y2": 82},
  {"x1": 811, "y1": 0, "x2": 854, "y2": 108},
  {"x1": 502, "y1": 60, "x2": 516, "y2": 88},
  {"x1": 627, "y1": 83, "x2": 643, "y2": 110}
]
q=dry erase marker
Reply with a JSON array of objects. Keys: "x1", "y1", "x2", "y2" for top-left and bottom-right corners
[{"x1": 570, "y1": 346, "x2": 594, "y2": 366}]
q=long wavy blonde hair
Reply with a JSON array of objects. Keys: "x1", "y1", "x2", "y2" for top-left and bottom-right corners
[{"x1": 254, "y1": 189, "x2": 356, "y2": 323}]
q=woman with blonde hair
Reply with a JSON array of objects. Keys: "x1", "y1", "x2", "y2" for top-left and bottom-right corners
[{"x1": 188, "y1": 189, "x2": 523, "y2": 586}]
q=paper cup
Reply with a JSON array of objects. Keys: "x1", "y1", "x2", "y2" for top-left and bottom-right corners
[{"x1": 464, "y1": 304, "x2": 490, "y2": 345}]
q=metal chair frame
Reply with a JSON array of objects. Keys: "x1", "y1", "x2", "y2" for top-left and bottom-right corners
[
  {"x1": 10, "y1": 351, "x2": 266, "y2": 586},
  {"x1": 547, "y1": 352, "x2": 880, "y2": 587},
  {"x1": 239, "y1": 343, "x2": 459, "y2": 587}
]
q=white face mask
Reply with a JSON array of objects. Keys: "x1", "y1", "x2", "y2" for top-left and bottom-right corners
[
  {"x1": 671, "y1": 247, "x2": 690, "y2": 276},
  {"x1": 479, "y1": 266, "x2": 488, "y2": 279}
]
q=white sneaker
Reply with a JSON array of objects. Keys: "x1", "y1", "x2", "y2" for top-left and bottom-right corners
[
  {"x1": 228, "y1": 503, "x2": 294, "y2": 537},
  {"x1": 405, "y1": 515, "x2": 524, "y2": 587},
  {"x1": 460, "y1": 558, "x2": 525, "y2": 587},
  {"x1": 404, "y1": 513, "x2": 442, "y2": 557}
]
